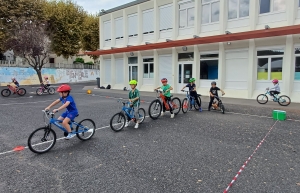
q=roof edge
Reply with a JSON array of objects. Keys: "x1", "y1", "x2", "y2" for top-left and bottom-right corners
[{"x1": 100, "y1": 0, "x2": 151, "y2": 16}]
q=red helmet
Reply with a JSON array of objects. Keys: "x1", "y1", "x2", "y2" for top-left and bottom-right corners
[
  {"x1": 161, "y1": 78, "x2": 168, "y2": 83},
  {"x1": 272, "y1": 79, "x2": 278, "y2": 84},
  {"x1": 57, "y1": 84, "x2": 71, "y2": 92}
]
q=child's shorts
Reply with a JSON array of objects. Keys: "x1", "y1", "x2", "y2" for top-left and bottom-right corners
[{"x1": 61, "y1": 111, "x2": 78, "y2": 120}]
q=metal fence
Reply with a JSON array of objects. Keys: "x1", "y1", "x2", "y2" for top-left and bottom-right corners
[{"x1": 0, "y1": 60, "x2": 99, "y2": 70}]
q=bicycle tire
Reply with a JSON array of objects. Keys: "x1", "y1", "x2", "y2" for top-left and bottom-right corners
[
  {"x1": 137, "y1": 108, "x2": 146, "y2": 124},
  {"x1": 110, "y1": 112, "x2": 126, "y2": 132},
  {"x1": 182, "y1": 98, "x2": 189, "y2": 113},
  {"x1": 194, "y1": 96, "x2": 202, "y2": 110},
  {"x1": 48, "y1": 87, "x2": 55, "y2": 95},
  {"x1": 278, "y1": 95, "x2": 291, "y2": 106},
  {"x1": 1, "y1": 89, "x2": 11, "y2": 97},
  {"x1": 36, "y1": 88, "x2": 43, "y2": 95},
  {"x1": 148, "y1": 99, "x2": 162, "y2": 120},
  {"x1": 256, "y1": 94, "x2": 268, "y2": 104},
  {"x1": 28, "y1": 127, "x2": 57, "y2": 154},
  {"x1": 171, "y1": 97, "x2": 181, "y2": 115},
  {"x1": 220, "y1": 103, "x2": 225, "y2": 114},
  {"x1": 76, "y1": 119, "x2": 96, "y2": 141},
  {"x1": 17, "y1": 88, "x2": 26, "y2": 96}
]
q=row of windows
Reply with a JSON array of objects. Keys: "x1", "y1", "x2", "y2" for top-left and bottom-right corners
[
  {"x1": 103, "y1": 0, "x2": 299, "y2": 41},
  {"x1": 121, "y1": 48, "x2": 300, "y2": 82}
]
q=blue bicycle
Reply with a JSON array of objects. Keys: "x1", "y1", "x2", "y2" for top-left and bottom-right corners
[
  {"x1": 27, "y1": 110, "x2": 96, "y2": 154},
  {"x1": 181, "y1": 90, "x2": 202, "y2": 113},
  {"x1": 256, "y1": 88, "x2": 291, "y2": 106},
  {"x1": 110, "y1": 100, "x2": 146, "y2": 132}
]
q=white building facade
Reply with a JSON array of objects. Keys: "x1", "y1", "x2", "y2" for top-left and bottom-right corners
[{"x1": 98, "y1": 0, "x2": 300, "y2": 102}]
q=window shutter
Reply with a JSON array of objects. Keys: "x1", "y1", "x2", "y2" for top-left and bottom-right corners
[
  {"x1": 128, "y1": 14, "x2": 138, "y2": 36},
  {"x1": 142, "y1": 9, "x2": 154, "y2": 33},
  {"x1": 115, "y1": 17, "x2": 123, "y2": 39},
  {"x1": 159, "y1": 4, "x2": 173, "y2": 31},
  {"x1": 103, "y1": 21, "x2": 111, "y2": 41},
  {"x1": 115, "y1": 59, "x2": 124, "y2": 84},
  {"x1": 104, "y1": 59, "x2": 111, "y2": 84}
]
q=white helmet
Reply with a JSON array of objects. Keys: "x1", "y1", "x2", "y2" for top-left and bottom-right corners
[{"x1": 11, "y1": 77, "x2": 15, "y2": 80}]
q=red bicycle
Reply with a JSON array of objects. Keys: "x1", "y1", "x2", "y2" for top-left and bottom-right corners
[
  {"x1": 1, "y1": 84, "x2": 26, "y2": 97},
  {"x1": 148, "y1": 89, "x2": 181, "y2": 120}
]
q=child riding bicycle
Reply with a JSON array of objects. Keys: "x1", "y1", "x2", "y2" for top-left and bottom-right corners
[
  {"x1": 45, "y1": 84, "x2": 78, "y2": 140},
  {"x1": 208, "y1": 81, "x2": 225, "y2": 111},
  {"x1": 41, "y1": 76, "x2": 51, "y2": 89},
  {"x1": 268, "y1": 79, "x2": 280, "y2": 99},
  {"x1": 181, "y1": 77, "x2": 202, "y2": 112},
  {"x1": 154, "y1": 78, "x2": 174, "y2": 118},
  {"x1": 125, "y1": 80, "x2": 141, "y2": 129}
]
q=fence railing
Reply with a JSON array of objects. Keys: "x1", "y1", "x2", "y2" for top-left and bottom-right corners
[{"x1": 0, "y1": 60, "x2": 99, "y2": 70}]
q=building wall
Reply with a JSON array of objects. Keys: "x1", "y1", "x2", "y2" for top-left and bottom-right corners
[
  {"x1": 99, "y1": 0, "x2": 300, "y2": 102},
  {"x1": 0, "y1": 67, "x2": 99, "y2": 86}
]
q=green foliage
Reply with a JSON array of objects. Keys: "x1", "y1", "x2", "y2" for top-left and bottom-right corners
[
  {"x1": 81, "y1": 14, "x2": 99, "y2": 60},
  {"x1": 75, "y1": 57, "x2": 84, "y2": 63},
  {"x1": 85, "y1": 61, "x2": 94, "y2": 65}
]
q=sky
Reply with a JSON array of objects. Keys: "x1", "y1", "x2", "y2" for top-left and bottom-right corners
[{"x1": 75, "y1": 0, "x2": 134, "y2": 14}]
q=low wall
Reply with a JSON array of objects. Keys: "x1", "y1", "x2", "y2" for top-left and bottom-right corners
[{"x1": 0, "y1": 67, "x2": 100, "y2": 86}]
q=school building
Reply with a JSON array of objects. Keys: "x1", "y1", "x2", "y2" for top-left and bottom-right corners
[{"x1": 87, "y1": 0, "x2": 300, "y2": 103}]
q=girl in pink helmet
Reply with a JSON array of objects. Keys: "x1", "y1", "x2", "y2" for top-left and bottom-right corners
[
  {"x1": 41, "y1": 76, "x2": 50, "y2": 89},
  {"x1": 269, "y1": 79, "x2": 280, "y2": 99}
]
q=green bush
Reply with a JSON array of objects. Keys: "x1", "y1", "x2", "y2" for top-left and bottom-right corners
[
  {"x1": 85, "y1": 61, "x2": 94, "y2": 65},
  {"x1": 75, "y1": 58, "x2": 84, "y2": 63}
]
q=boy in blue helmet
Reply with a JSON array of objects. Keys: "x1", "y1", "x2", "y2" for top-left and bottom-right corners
[{"x1": 181, "y1": 77, "x2": 202, "y2": 112}]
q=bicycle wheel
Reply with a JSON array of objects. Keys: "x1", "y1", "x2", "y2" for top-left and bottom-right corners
[
  {"x1": 36, "y1": 88, "x2": 43, "y2": 95},
  {"x1": 148, "y1": 99, "x2": 162, "y2": 120},
  {"x1": 76, "y1": 119, "x2": 96, "y2": 141},
  {"x1": 278, "y1": 95, "x2": 291, "y2": 106},
  {"x1": 17, "y1": 88, "x2": 26, "y2": 96},
  {"x1": 220, "y1": 103, "x2": 225, "y2": 114},
  {"x1": 110, "y1": 112, "x2": 126, "y2": 132},
  {"x1": 171, "y1": 97, "x2": 181, "y2": 115},
  {"x1": 27, "y1": 127, "x2": 57, "y2": 154},
  {"x1": 1, "y1": 89, "x2": 11, "y2": 97},
  {"x1": 256, "y1": 94, "x2": 268, "y2": 104},
  {"x1": 137, "y1": 108, "x2": 146, "y2": 124},
  {"x1": 48, "y1": 87, "x2": 55, "y2": 95},
  {"x1": 182, "y1": 98, "x2": 189, "y2": 113},
  {"x1": 194, "y1": 96, "x2": 202, "y2": 110}
]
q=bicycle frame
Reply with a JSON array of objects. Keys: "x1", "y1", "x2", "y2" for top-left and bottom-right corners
[
  {"x1": 7, "y1": 85, "x2": 17, "y2": 92},
  {"x1": 155, "y1": 90, "x2": 172, "y2": 110},
  {"x1": 119, "y1": 101, "x2": 136, "y2": 119}
]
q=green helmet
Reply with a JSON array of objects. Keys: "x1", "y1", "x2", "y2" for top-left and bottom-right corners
[
  {"x1": 189, "y1": 78, "x2": 196, "y2": 83},
  {"x1": 129, "y1": 79, "x2": 137, "y2": 85}
]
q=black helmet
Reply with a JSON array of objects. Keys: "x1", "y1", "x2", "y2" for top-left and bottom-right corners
[{"x1": 211, "y1": 81, "x2": 216, "y2": 85}]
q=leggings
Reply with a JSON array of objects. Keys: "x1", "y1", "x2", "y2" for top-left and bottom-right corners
[
  {"x1": 162, "y1": 96, "x2": 173, "y2": 114},
  {"x1": 190, "y1": 91, "x2": 201, "y2": 107},
  {"x1": 270, "y1": 91, "x2": 280, "y2": 97}
]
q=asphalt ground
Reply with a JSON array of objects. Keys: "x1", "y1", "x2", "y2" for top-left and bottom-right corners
[{"x1": 0, "y1": 82, "x2": 299, "y2": 193}]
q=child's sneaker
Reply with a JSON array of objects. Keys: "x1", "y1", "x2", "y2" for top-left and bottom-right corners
[
  {"x1": 125, "y1": 121, "x2": 129, "y2": 127},
  {"x1": 161, "y1": 111, "x2": 164, "y2": 116},
  {"x1": 65, "y1": 133, "x2": 76, "y2": 140},
  {"x1": 199, "y1": 107, "x2": 202, "y2": 112},
  {"x1": 170, "y1": 113, "x2": 174, "y2": 118},
  {"x1": 134, "y1": 123, "x2": 139, "y2": 129}
]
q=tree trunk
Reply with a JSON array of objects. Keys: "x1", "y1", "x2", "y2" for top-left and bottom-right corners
[{"x1": 35, "y1": 69, "x2": 43, "y2": 84}]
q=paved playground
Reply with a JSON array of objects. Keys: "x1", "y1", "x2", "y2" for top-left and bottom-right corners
[{"x1": 0, "y1": 82, "x2": 299, "y2": 193}]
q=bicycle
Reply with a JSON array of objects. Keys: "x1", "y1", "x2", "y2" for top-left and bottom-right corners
[
  {"x1": 27, "y1": 110, "x2": 96, "y2": 154},
  {"x1": 148, "y1": 89, "x2": 181, "y2": 120},
  {"x1": 181, "y1": 90, "x2": 202, "y2": 113},
  {"x1": 210, "y1": 93, "x2": 225, "y2": 114},
  {"x1": 36, "y1": 83, "x2": 55, "y2": 95},
  {"x1": 1, "y1": 84, "x2": 26, "y2": 97},
  {"x1": 256, "y1": 88, "x2": 291, "y2": 106},
  {"x1": 110, "y1": 100, "x2": 146, "y2": 132}
]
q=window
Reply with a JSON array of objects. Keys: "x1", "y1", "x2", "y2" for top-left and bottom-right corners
[
  {"x1": 103, "y1": 21, "x2": 111, "y2": 41},
  {"x1": 128, "y1": 13, "x2": 138, "y2": 37},
  {"x1": 257, "y1": 49, "x2": 284, "y2": 80},
  {"x1": 178, "y1": 52, "x2": 194, "y2": 61},
  {"x1": 159, "y1": 4, "x2": 173, "y2": 31},
  {"x1": 202, "y1": 0, "x2": 220, "y2": 24},
  {"x1": 259, "y1": 0, "x2": 286, "y2": 14},
  {"x1": 200, "y1": 54, "x2": 219, "y2": 79},
  {"x1": 128, "y1": 57, "x2": 138, "y2": 64},
  {"x1": 115, "y1": 17, "x2": 123, "y2": 39},
  {"x1": 228, "y1": 0, "x2": 250, "y2": 20},
  {"x1": 143, "y1": 58, "x2": 154, "y2": 78},
  {"x1": 295, "y1": 48, "x2": 300, "y2": 80},
  {"x1": 143, "y1": 9, "x2": 154, "y2": 34},
  {"x1": 179, "y1": 1, "x2": 195, "y2": 28},
  {"x1": 49, "y1": 58, "x2": 55, "y2": 63}
]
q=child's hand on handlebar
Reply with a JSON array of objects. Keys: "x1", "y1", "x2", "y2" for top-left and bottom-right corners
[{"x1": 53, "y1": 109, "x2": 59, "y2": 113}]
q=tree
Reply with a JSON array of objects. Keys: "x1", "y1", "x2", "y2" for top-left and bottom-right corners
[
  {"x1": 44, "y1": 0, "x2": 87, "y2": 59},
  {"x1": 81, "y1": 14, "x2": 99, "y2": 60},
  {"x1": 6, "y1": 23, "x2": 51, "y2": 83}
]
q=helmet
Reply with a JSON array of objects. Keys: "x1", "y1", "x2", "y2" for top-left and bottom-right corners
[
  {"x1": 189, "y1": 78, "x2": 195, "y2": 83},
  {"x1": 11, "y1": 77, "x2": 15, "y2": 80},
  {"x1": 272, "y1": 79, "x2": 278, "y2": 84},
  {"x1": 44, "y1": 76, "x2": 48, "y2": 79},
  {"x1": 211, "y1": 81, "x2": 216, "y2": 85},
  {"x1": 129, "y1": 80, "x2": 137, "y2": 85},
  {"x1": 161, "y1": 78, "x2": 168, "y2": 83},
  {"x1": 57, "y1": 84, "x2": 71, "y2": 92}
]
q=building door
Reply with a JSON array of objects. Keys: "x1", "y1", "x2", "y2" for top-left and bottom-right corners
[
  {"x1": 129, "y1": 65, "x2": 138, "y2": 82},
  {"x1": 178, "y1": 63, "x2": 193, "y2": 93}
]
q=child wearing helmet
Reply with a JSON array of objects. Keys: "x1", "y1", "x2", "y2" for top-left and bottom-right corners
[
  {"x1": 208, "y1": 81, "x2": 225, "y2": 111},
  {"x1": 269, "y1": 79, "x2": 280, "y2": 98},
  {"x1": 11, "y1": 77, "x2": 20, "y2": 94},
  {"x1": 45, "y1": 84, "x2": 79, "y2": 140},
  {"x1": 126, "y1": 80, "x2": 141, "y2": 129},
  {"x1": 181, "y1": 77, "x2": 202, "y2": 112},
  {"x1": 154, "y1": 78, "x2": 174, "y2": 118},
  {"x1": 41, "y1": 76, "x2": 50, "y2": 89}
]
